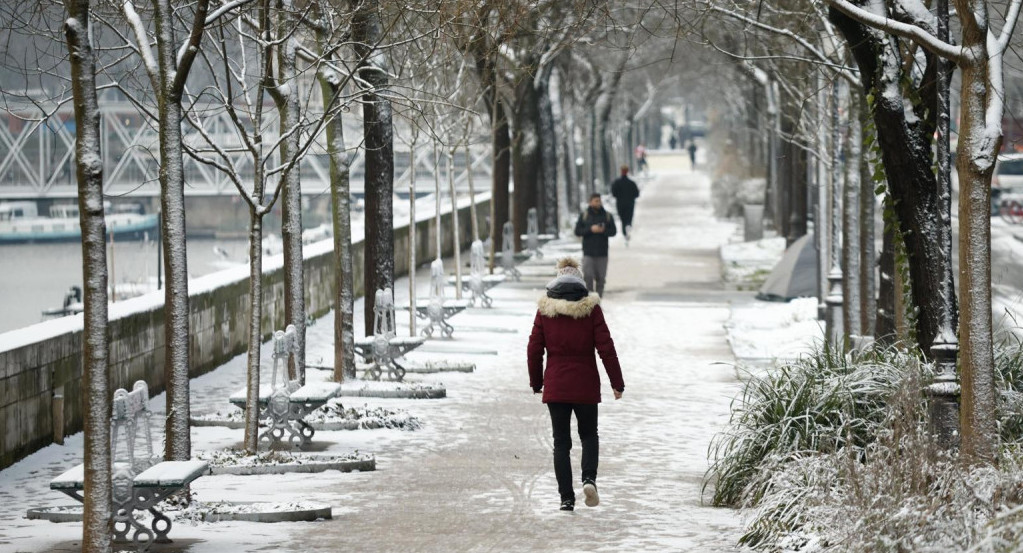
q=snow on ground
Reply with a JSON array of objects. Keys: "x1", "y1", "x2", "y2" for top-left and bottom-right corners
[
  {"x1": 0, "y1": 169, "x2": 754, "y2": 552},
  {"x1": 720, "y1": 235, "x2": 786, "y2": 291},
  {"x1": 724, "y1": 297, "x2": 823, "y2": 366}
]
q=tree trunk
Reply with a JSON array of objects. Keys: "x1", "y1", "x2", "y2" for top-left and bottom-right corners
[
  {"x1": 861, "y1": 104, "x2": 877, "y2": 337},
  {"x1": 594, "y1": 69, "x2": 623, "y2": 191},
  {"x1": 537, "y1": 65, "x2": 559, "y2": 235},
  {"x1": 832, "y1": 7, "x2": 957, "y2": 356},
  {"x1": 276, "y1": 1, "x2": 305, "y2": 382},
  {"x1": 512, "y1": 68, "x2": 543, "y2": 251},
  {"x1": 351, "y1": 0, "x2": 395, "y2": 335},
  {"x1": 471, "y1": 47, "x2": 510, "y2": 270},
  {"x1": 65, "y1": 7, "x2": 112, "y2": 551},
  {"x1": 244, "y1": 207, "x2": 263, "y2": 454},
  {"x1": 955, "y1": 2, "x2": 999, "y2": 461},
  {"x1": 314, "y1": 20, "x2": 356, "y2": 382},
  {"x1": 154, "y1": 0, "x2": 201, "y2": 461},
  {"x1": 844, "y1": 98, "x2": 863, "y2": 338}
]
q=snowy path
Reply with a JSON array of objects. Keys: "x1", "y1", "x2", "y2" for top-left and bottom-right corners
[{"x1": 0, "y1": 167, "x2": 747, "y2": 552}]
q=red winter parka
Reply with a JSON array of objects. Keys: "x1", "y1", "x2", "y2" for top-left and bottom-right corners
[{"x1": 527, "y1": 293, "x2": 625, "y2": 404}]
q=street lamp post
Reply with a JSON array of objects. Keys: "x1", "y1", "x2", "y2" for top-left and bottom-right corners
[{"x1": 926, "y1": 0, "x2": 961, "y2": 449}]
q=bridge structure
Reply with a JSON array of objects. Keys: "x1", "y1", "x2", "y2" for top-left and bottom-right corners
[{"x1": 0, "y1": 95, "x2": 493, "y2": 201}]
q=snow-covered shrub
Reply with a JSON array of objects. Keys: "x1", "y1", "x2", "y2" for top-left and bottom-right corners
[
  {"x1": 711, "y1": 335, "x2": 1023, "y2": 552},
  {"x1": 707, "y1": 344, "x2": 912, "y2": 508}
]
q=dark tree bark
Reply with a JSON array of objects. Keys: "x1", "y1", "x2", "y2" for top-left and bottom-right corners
[
  {"x1": 831, "y1": 6, "x2": 957, "y2": 356},
  {"x1": 65, "y1": 4, "x2": 112, "y2": 550},
  {"x1": 512, "y1": 62, "x2": 543, "y2": 251},
  {"x1": 350, "y1": 0, "x2": 395, "y2": 335},
  {"x1": 537, "y1": 64, "x2": 559, "y2": 235}
]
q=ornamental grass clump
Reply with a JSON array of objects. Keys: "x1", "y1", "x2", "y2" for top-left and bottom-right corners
[
  {"x1": 710, "y1": 333, "x2": 1023, "y2": 552},
  {"x1": 706, "y1": 343, "x2": 913, "y2": 508}
]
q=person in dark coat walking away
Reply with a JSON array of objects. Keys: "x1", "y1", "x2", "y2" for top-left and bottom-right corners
[
  {"x1": 528, "y1": 257, "x2": 625, "y2": 511},
  {"x1": 574, "y1": 193, "x2": 617, "y2": 297},
  {"x1": 688, "y1": 141, "x2": 698, "y2": 170},
  {"x1": 610, "y1": 165, "x2": 640, "y2": 241}
]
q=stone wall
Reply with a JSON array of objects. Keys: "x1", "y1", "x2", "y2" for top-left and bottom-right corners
[{"x1": 0, "y1": 199, "x2": 489, "y2": 469}]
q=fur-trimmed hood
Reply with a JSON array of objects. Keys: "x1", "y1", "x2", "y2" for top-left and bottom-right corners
[{"x1": 537, "y1": 292, "x2": 601, "y2": 319}]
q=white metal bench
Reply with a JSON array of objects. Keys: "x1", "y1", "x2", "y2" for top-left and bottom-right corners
[
  {"x1": 353, "y1": 289, "x2": 426, "y2": 380},
  {"x1": 229, "y1": 326, "x2": 341, "y2": 449},
  {"x1": 519, "y1": 207, "x2": 557, "y2": 258},
  {"x1": 448, "y1": 240, "x2": 505, "y2": 308},
  {"x1": 412, "y1": 259, "x2": 469, "y2": 338},
  {"x1": 50, "y1": 381, "x2": 209, "y2": 551}
]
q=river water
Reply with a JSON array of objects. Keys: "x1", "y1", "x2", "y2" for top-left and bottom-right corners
[{"x1": 0, "y1": 237, "x2": 252, "y2": 334}]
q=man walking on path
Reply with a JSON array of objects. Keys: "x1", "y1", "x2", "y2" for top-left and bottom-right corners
[
  {"x1": 688, "y1": 141, "x2": 698, "y2": 170},
  {"x1": 611, "y1": 165, "x2": 640, "y2": 240},
  {"x1": 574, "y1": 193, "x2": 617, "y2": 297}
]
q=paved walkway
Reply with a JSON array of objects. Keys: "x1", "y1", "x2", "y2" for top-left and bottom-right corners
[
  {"x1": 291, "y1": 165, "x2": 745, "y2": 551},
  {"x1": 0, "y1": 160, "x2": 748, "y2": 552}
]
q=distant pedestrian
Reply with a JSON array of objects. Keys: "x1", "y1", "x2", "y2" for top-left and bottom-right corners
[
  {"x1": 634, "y1": 143, "x2": 648, "y2": 175},
  {"x1": 528, "y1": 257, "x2": 625, "y2": 512},
  {"x1": 687, "y1": 141, "x2": 698, "y2": 170},
  {"x1": 574, "y1": 193, "x2": 617, "y2": 297},
  {"x1": 610, "y1": 165, "x2": 640, "y2": 241},
  {"x1": 669, "y1": 135, "x2": 678, "y2": 150}
]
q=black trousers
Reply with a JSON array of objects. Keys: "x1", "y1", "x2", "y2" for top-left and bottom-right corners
[
  {"x1": 618, "y1": 203, "x2": 635, "y2": 234},
  {"x1": 547, "y1": 402, "x2": 599, "y2": 501}
]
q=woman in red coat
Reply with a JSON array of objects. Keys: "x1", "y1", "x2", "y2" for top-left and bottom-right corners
[{"x1": 528, "y1": 257, "x2": 625, "y2": 511}]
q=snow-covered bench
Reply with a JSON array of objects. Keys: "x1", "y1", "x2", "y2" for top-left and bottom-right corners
[
  {"x1": 50, "y1": 381, "x2": 208, "y2": 551},
  {"x1": 229, "y1": 326, "x2": 341, "y2": 449},
  {"x1": 412, "y1": 259, "x2": 469, "y2": 338},
  {"x1": 353, "y1": 289, "x2": 426, "y2": 380},
  {"x1": 448, "y1": 240, "x2": 504, "y2": 308},
  {"x1": 520, "y1": 207, "x2": 556, "y2": 258},
  {"x1": 353, "y1": 288, "x2": 425, "y2": 380}
]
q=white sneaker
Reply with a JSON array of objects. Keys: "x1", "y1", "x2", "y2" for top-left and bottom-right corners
[{"x1": 582, "y1": 480, "x2": 599, "y2": 507}]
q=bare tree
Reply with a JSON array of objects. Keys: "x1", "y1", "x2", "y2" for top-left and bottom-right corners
[
  {"x1": 119, "y1": 0, "x2": 249, "y2": 461},
  {"x1": 64, "y1": 2, "x2": 113, "y2": 549}
]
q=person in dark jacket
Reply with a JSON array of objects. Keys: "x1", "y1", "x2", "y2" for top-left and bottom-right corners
[
  {"x1": 573, "y1": 194, "x2": 617, "y2": 297},
  {"x1": 610, "y1": 165, "x2": 640, "y2": 240},
  {"x1": 528, "y1": 257, "x2": 625, "y2": 511}
]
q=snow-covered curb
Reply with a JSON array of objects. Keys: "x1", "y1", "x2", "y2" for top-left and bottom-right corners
[
  {"x1": 724, "y1": 297, "x2": 823, "y2": 366},
  {"x1": 191, "y1": 403, "x2": 423, "y2": 431},
  {"x1": 194, "y1": 449, "x2": 375, "y2": 475},
  {"x1": 338, "y1": 380, "x2": 447, "y2": 399},
  {"x1": 28, "y1": 501, "x2": 334, "y2": 524}
]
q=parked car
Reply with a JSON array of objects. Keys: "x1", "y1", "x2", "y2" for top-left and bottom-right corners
[
  {"x1": 992, "y1": 153, "x2": 1023, "y2": 218},
  {"x1": 994, "y1": 153, "x2": 1023, "y2": 194}
]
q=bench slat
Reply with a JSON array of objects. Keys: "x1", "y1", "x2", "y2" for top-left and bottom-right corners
[
  {"x1": 51, "y1": 462, "x2": 133, "y2": 490},
  {"x1": 288, "y1": 382, "x2": 341, "y2": 403},
  {"x1": 133, "y1": 460, "x2": 208, "y2": 488}
]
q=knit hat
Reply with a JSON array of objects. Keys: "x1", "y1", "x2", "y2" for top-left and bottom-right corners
[{"x1": 555, "y1": 257, "x2": 584, "y2": 279}]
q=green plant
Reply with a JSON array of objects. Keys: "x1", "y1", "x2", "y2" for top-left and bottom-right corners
[{"x1": 706, "y1": 343, "x2": 913, "y2": 508}]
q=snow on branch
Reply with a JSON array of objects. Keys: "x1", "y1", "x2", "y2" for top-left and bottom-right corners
[
  {"x1": 997, "y1": 0, "x2": 1023, "y2": 53},
  {"x1": 827, "y1": 0, "x2": 963, "y2": 62},
  {"x1": 708, "y1": 4, "x2": 859, "y2": 85},
  {"x1": 205, "y1": 0, "x2": 255, "y2": 25},
  {"x1": 122, "y1": 1, "x2": 159, "y2": 90}
]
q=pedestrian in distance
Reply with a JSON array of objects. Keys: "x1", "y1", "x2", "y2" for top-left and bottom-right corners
[
  {"x1": 527, "y1": 257, "x2": 625, "y2": 512},
  {"x1": 688, "y1": 141, "x2": 698, "y2": 170},
  {"x1": 634, "y1": 143, "x2": 648, "y2": 175},
  {"x1": 610, "y1": 165, "x2": 640, "y2": 242},
  {"x1": 574, "y1": 193, "x2": 617, "y2": 297}
]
